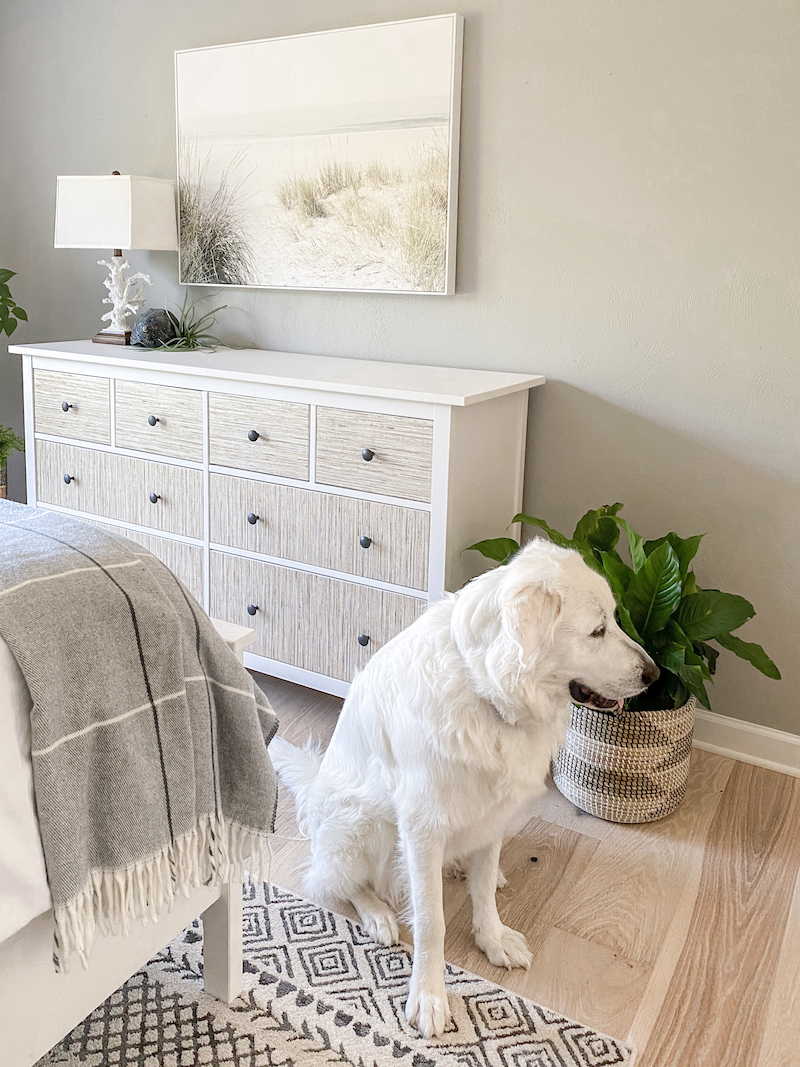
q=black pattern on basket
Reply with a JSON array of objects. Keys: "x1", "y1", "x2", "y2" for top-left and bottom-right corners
[
  {"x1": 552, "y1": 698, "x2": 696, "y2": 824},
  {"x1": 567, "y1": 703, "x2": 690, "y2": 747}
]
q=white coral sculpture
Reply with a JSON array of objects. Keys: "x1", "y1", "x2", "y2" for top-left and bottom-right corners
[{"x1": 97, "y1": 256, "x2": 152, "y2": 334}]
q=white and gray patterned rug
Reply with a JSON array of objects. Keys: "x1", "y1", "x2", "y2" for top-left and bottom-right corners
[{"x1": 40, "y1": 884, "x2": 635, "y2": 1067}]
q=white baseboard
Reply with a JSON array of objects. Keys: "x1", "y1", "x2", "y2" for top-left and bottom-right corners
[{"x1": 693, "y1": 708, "x2": 800, "y2": 780}]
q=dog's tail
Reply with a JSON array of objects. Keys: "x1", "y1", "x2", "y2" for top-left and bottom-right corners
[{"x1": 270, "y1": 735, "x2": 323, "y2": 798}]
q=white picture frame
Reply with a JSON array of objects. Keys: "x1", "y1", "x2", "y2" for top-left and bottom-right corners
[{"x1": 175, "y1": 15, "x2": 463, "y2": 295}]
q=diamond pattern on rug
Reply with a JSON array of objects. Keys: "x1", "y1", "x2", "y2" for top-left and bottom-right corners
[{"x1": 38, "y1": 884, "x2": 634, "y2": 1067}]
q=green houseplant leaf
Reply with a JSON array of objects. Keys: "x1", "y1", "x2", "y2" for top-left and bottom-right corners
[
  {"x1": 609, "y1": 515, "x2": 647, "y2": 572},
  {"x1": 714, "y1": 632, "x2": 781, "y2": 679},
  {"x1": 644, "y1": 532, "x2": 704, "y2": 576},
  {"x1": 676, "y1": 590, "x2": 755, "y2": 641},
  {"x1": 573, "y1": 503, "x2": 623, "y2": 553},
  {"x1": 0, "y1": 424, "x2": 25, "y2": 467},
  {"x1": 511, "y1": 513, "x2": 578, "y2": 551},
  {"x1": 0, "y1": 270, "x2": 27, "y2": 339},
  {"x1": 465, "y1": 537, "x2": 520, "y2": 564},
  {"x1": 623, "y1": 541, "x2": 682, "y2": 637}
]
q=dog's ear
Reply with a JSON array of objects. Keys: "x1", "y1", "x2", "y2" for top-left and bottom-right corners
[{"x1": 503, "y1": 582, "x2": 562, "y2": 663}]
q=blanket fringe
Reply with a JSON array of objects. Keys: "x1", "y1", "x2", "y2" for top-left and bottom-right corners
[{"x1": 54, "y1": 815, "x2": 270, "y2": 972}]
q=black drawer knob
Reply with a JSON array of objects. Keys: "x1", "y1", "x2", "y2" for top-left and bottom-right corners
[
  {"x1": 362, "y1": 448, "x2": 375, "y2": 462},
  {"x1": 357, "y1": 633, "x2": 370, "y2": 647},
  {"x1": 248, "y1": 429, "x2": 260, "y2": 442},
  {"x1": 61, "y1": 401, "x2": 73, "y2": 412},
  {"x1": 63, "y1": 473, "x2": 74, "y2": 484},
  {"x1": 247, "y1": 603, "x2": 258, "y2": 616},
  {"x1": 147, "y1": 415, "x2": 160, "y2": 426},
  {"x1": 149, "y1": 492, "x2": 160, "y2": 504},
  {"x1": 359, "y1": 535, "x2": 372, "y2": 549},
  {"x1": 247, "y1": 512, "x2": 259, "y2": 525}
]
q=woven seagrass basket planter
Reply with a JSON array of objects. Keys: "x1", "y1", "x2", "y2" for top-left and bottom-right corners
[{"x1": 552, "y1": 697, "x2": 696, "y2": 824}]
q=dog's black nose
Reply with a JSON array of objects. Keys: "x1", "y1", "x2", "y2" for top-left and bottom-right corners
[{"x1": 642, "y1": 661, "x2": 660, "y2": 686}]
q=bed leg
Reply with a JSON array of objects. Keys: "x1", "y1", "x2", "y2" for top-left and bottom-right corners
[{"x1": 202, "y1": 877, "x2": 243, "y2": 1002}]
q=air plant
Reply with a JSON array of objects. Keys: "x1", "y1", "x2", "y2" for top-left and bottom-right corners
[{"x1": 159, "y1": 291, "x2": 228, "y2": 351}]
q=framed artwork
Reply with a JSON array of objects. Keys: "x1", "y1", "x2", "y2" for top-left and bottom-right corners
[{"x1": 175, "y1": 15, "x2": 463, "y2": 295}]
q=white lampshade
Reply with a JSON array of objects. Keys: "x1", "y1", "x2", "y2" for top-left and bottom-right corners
[{"x1": 54, "y1": 174, "x2": 178, "y2": 250}]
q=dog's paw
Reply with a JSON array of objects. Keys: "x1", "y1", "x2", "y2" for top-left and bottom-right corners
[
  {"x1": 475, "y1": 925, "x2": 533, "y2": 970},
  {"x1": 405, "y1": 982, "x2": 452, "y2": 1038},
  {"x1": 361, "y1": 906, "x2": 399, "y2": 947},
  {"x1": 496, "y1": 866, "x2": 508, "y2": 889}
]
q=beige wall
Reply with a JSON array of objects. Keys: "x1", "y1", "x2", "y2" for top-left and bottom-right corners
[{"x1": 1, "y1": 0, "x2": 797, "y2": 732}]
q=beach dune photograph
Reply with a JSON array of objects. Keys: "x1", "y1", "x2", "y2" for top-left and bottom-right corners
[{"x1": 175, "y1": 15, "x2": 462, "y2": 293}]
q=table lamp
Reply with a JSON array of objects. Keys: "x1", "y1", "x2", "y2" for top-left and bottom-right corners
[{"x1": 54, "y1": 172, "x2": 178, "y2": 344}]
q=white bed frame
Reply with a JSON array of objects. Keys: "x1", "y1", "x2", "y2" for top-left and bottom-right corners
[{"x1": 0, "y1": 620, "x2": 257, "y2": 1067}]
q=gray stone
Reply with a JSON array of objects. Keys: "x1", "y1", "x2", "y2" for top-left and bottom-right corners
[{"x1": 131, "y1": 308, "x2": 177, "y2": 348}]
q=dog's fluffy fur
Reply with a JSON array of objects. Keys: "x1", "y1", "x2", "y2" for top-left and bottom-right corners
[{"x1": 272, "y1": 541, "x2": 657, "y2": 1037}]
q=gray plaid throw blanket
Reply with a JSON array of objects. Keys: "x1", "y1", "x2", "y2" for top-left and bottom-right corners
[{"x1": 0, "y1": 501, "x2": 278, "y2": 971}]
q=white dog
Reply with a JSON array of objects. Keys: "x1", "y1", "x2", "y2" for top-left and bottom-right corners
[{"x1": 271, "y1": 541, "x2": 658, "y2": 1038}]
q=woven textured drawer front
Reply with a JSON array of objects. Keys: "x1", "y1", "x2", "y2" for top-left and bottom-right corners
[
  {"x1": 208, "y1": 392, "x2": 310, "y2": 480},
  {"x1": 87, "y1": 520, "x2": 205, "y2": 604},
  {"x1": 316, "y1": 407, "x2": 433, "y2": 502},
  {"x1": 115, "y1": 380, "x2": 203, "y2": 461},
  {"x1": 210, "y1": 474, "x2": 429, "y2": 591},
  {"x1": 210, "y1": 551, "x2": 425, "y2": 681},
  {"x1": 33, "y1": 370, "x2": 110, "y2": 444},
  {"x1": 36, "y1": 440, "x2": 203, "y2": 539}
]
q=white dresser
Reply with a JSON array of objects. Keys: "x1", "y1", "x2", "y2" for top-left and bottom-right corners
[{"x1": 10, "y1": 340, "x2": 543, "y2": 696}]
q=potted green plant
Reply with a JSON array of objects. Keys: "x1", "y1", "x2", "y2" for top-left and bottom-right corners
[
  {"x1": 0, "y1": 269, "x2": 28, "y2": 338},
  {"x1": 468, "y1": 504, "x2": 780, "y2": 823},
  {"x1": 0, "y1": 425, "x2": 24, "y2": 499},
  {"x1": 0, "y1": 270, "x2": 28, "y2": 499}
]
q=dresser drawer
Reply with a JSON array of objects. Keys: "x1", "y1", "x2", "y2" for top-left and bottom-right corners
[
  {"x1": 36, "y1": 440, "x2": 203, "y2": 539},
  {"x1": 87, "y1": 521, "x2": 205, "y2": 604},
  {"x1": 210, "y1": 551, "x2": 425, "y2": 681},
  {"x1": 115, "y1": 380, "x2": 203, "y2": 461},
  {"x1": 210, "y1": 474, "x2": 429, "y2": 591},
  {"x1": 208, "y1": 392, "x2": 310, "y2": 480},
  {"x1": 33, "y1": 370, "x2": 110, "y2": 444},
  {"x1": 315, "y1": 408, "x2": 433, "y2": 502}
]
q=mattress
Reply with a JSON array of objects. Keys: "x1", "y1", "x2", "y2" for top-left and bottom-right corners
[{"x1": 0, "y1": 635, "x2": 52, "y2": 943}]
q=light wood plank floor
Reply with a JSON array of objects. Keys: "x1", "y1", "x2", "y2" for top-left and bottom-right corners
[{"x1": 255, "y1": 672, "x2": 800, "y2": 1067}]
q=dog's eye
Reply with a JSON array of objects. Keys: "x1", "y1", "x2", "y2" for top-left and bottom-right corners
[{"x1": 591, "y1": 625, "x2": 606, "y2": 638}]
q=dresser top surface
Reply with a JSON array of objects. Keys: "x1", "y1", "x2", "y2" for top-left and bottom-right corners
[{"x1": 10, "y1": 340, "x2": 544, "y2": 407}]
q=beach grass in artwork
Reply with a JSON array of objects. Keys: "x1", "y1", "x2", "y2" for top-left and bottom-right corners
[
  {"x1": 179, "y1": 147, "x2": 256, "y2": 286},
  {"x1": 274, "y1": 138, "x2": 448, "y2": 291},
  {"x1": 175, "y1": 16, "x2": 461, "y2": 293}
]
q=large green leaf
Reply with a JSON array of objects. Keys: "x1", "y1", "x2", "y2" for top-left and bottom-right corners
[
  {"x1": 676, "y1": 591, "x2": 755, "y2": 641},
  {"x1": 715, "y1": 632, "x2": 781, "y2": 679},
  {"x1": 465, "y1": 537, "x2": 520, "y2": 564},
  {"x1": 573, "y1": 545, "x2": 605, "y2": 574},
  {"x1": 672, "y1": 534, "x2": 704, "y2": 575},
  {"x1": 655, "y1": 648, "x2": 711, "y2": 708},
  {"x1": 598, "y1": 552, "x2": 641, "y2": 642},
  {"x1": 609, "y1": 515, "x2": 646, "y2": 571},
  {"x1": 644, "y1": 532, "x2": 704, "y2": 576},
  {"x1": 0, "y1": 269, "x2": 15, "y2": 285},
  {"x1": 512, "y1": 514, "x2": 576, "y2": 551},
  {"x1": 573, "y1": 503, "x2": 622, "y2": 554},
  {"x1": 600, "y1": 551, "x2": 633, "y2": 594},
  {"x1": 623, "y1": 541, "x2": 682, "y2": 637},
  {"x1": 693, "y1": 640, "x2": 720, "y2": 676}
]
